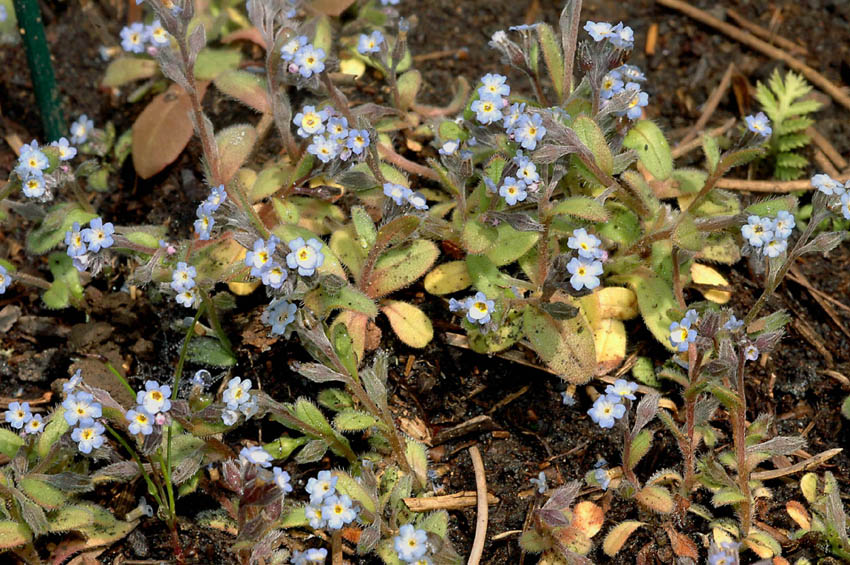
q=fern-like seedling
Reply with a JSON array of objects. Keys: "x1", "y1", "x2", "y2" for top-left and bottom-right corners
[{"x1": 755, "y1": 69, "x2": 822, "y2": 180}]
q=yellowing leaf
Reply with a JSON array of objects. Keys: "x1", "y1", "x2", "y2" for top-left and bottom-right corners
[
  {"x1": 215, "y1": 124, "x2": 258, "y2": 184},
  {"x1": 593, "y1": 318, "x2": 626, "y2": 374},
  {"x1": 785, "y1": 501, "x2": 811, "y2": 530},
  {"x1": 690, "y1": 263, "x2": 731, "y2": 304},
  {"x1": 102, "y1": 57, "x2": 158, "y2": 87},
  {"x1": 424, "y1": 261, "x2": 471, "y2": 295},
  {"x1": 132, "y1": 82, "x2": 209, "y2": 179},
  {"x1": 635, "y1": 485, "x2": 674, "y2": 513},
  {"x1": 339, "y1": 58, "x2": 365, "y2": 78},
  {"x1": 602, "y1": 521, "x2": 644, "y2": 556},
  {"x1": 214, "y1": 69, "x2": 270, "y2": 113},
  {"x1": 571, "y1": 501, "x2": 604, "y2": 539},
  {"x1": 381, "y1": 300, "x2": 433, "y2": 348}
]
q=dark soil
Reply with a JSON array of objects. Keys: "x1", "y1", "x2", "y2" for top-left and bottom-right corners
[{"x1": 2, "y1": 1, "x2": 850, "y2": 563}]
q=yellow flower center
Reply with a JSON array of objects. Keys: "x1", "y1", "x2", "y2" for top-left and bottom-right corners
[
  {"x1": 473, "y1": 301, "x2": 488, "y2": 314},
  {"x1": 81, "y1": 429, "x2": 94, "y2": 440},
  {"x1": 151, "y1": 391, "x2": 162, "y2": 401},
  {"x1": 482, "y1": 102, "x2": 493, "y2": 112},
  {"x1": 131, "y1": 33, "x2": 140, "y2": 43},
  {"x1": 233, "y1": 389, "x2": 243, "y2": 400},
  {"x1": 257, "y1": 251, "x2": 269, "y2": 264},
  {"x1": 334, "y1": 504, "x2": 343, "y2": 515},
  {"x1": 679, "y1": 328, "x2": 689, "y2": 342},
  {"x1": 577, "y1": 267, "x2": 587, "y2": 276},
  {"x1": 298, "y1": 248, "x2": 310, "y2": 261}
]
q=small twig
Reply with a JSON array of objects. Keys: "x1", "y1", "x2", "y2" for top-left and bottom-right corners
[
  {"x1": 645, "y1": 22, "x2": 658, "y2": 56},
  {"x1": 751, "y1": 448, "x2": 843, "y2": 480},
  {"x1": 814, "y1": 149, "x2": 841, "y2": 178},
  {"x1": 658, "y1": 0, "x2": 850, "y2": 112},
  {"x1": 671, "y1": 117, "x2": 736, "y2": 159},
  {"x1": 807, "y1": 127, "x2": 848, "y2": 170},
  {"x1": 715, "y1": 174, "x2": 850, "y2": 192},
  {"x1": 726, "y1": 8, "x2": 808, "y2": 55},
  {"x1": 432, "y1": 415, "x2": 498, "y2": 446},
  {"x1": 331, "y1": 530, "x2": 342, "y2": 565},
  {"x1": 403, "y1": 491, "x2": 499, "y2": 512},
  {"x1": 678, "y1": 63, "x2": 735, "y2": 147},
  {"x1": 468, "y1": 446, "x2": 488, "y2": 565},
  {"x1": 412, "y1": 48, "x2": 468, "y2": 63},
  {"x1": 377, "y1": 142, "x2": 440, "y2": 180}
]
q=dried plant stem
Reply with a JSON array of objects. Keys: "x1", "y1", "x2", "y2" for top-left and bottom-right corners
[
  {"x1": 468, "y1": 446, "x2": 488, "y2": 565},
  {"x1": 807, "y1": 127, "x2": 848, "y2": 170},
  {"x1": 658, "y1": 0, "x2": 850, "y2": 112},
  {"x1": 331, "y1": 530, "x2": 343, "y2": 565},
  {"x1": 716, "y1": 174, "x2": 850, "y2": 192},
  {"x1": 377, "y1": 142, "x2": 440, "y2": 180},
  {"x1": 678, "y1": 63, "x2": 735, "y2": 147},
  {"x1": 671, "y1": 117, "x2": 736, "y2": 159},
  {"x1": 725, "y1": 8, "x2": 808, "y2": 56}
]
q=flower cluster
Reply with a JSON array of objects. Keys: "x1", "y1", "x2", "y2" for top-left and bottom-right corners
[
  {"x1": 566, "y1": 228, "x2": 604, "y2": 291},
  {"x1": 15, "y1": 139, "x2": 67, "y2": 199},
  {"x1": 587, "y1": 379, "x2": 637, "y2": 428},
  {"x1": 744, "y1": 112, "x2": 772, "y2": 138},
  {"x1": 471, "y1": 74, "x2": 548, "y2": 151},
  {"x1": 449, "y1": 291, "x2": 495, "y2": 327},
  {"x1": 304, "y1": 470, "x2": 359, "y2": 531},
  {"x1": 740, "y1": 210, "x2": 795, "y2": 257},
  {"x1": 4, "y1": 401, "x2": 45, "y2": 434},
  {"x1": 194, "y1": 185, "x2": 227, "y2": 240},
  {"x1": 65, "y1": 217, "x2": 116, "y2": 272},
  {"x1": 171, "y1": 261, "x2": 198, "y2": 308},
  {"x1": 394, "y1": 523, "x2": 431, "y2": 563},
  {"x1": 583, "y1": 20, "x2": 635, "y2": 49},
  {"x1": 221, "y1": 377, "x2": 258, "y2": 425},
  {"x1": 119, "y1": 20, "x2": 169, "y2": 53},
  {"x1": 280, "y1": 36, "x2": 326, "y2": 78},
  {"x1": 61, "y1": 385, "x2": 105, "y2": 454},
  {"x1": 295, "y1": 105, "x2": 371, "y2": 163},
  {"x1": 383, "y1": 183, "x2": 429, "y2": 210}
]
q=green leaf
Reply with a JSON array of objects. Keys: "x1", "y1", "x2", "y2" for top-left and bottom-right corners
[
  {"x1": 672, "y1": 168, "x2": 707, "y2": 194},
  {"x1": 334, "y1": 409, "x2": 378, "y2": 432},
  {"x1": 550, "y1": 196, "x2": 609, "y2": 222},
  {"x1": 438, "y1": 120, "x2": 465, "y2": 143},
  {"x1": 702, "y1": 134, "x2": 720, "y2": 172},
  {"x1": 573, "y1": 116, "x2": 613, "y2": 176},
  {"x1": 368, "y1": 240, "x2": 439, "y2": 298},
  {"x1": 597, "y1": 204, "x2": 641, "y2": 246},
  {"x1": 194, "y1": 48, "x2": 243, "y2": 80},
  {"x1": 101, "y1": 57, "x2": 158, "y2": 88},
  {"x1": 419, "y1": 510, "x2": 449, "y2": 537},
  {"x1": 313, "y1": 15, "x2": 333, "y2": 54},
  {"x1": 673, "y1": 214, "x2": 705, "y2": 252},
  {"x1": 48, "y1": 506, "x2": 95, "y2": 533},
  {"x1": 712, "y1": 489, "x2": 747, "y2": 507},
  {"x1": 466, "y1": 254, "x2": 509, "y2": 297},
  {"x1": 215, "y1": 124, "x2": 258, "y2": 184},
  {"x1": 396, "y1": 70, "x2": 421, "y2": 110},
  {"x1": 27, "y1": 203, "x2": 97, "y2": 255},
  {"x1": 424, "y1": 261, "x2": 471, "y2": 295},
  {"x1": 537, "y1": 23, "x2": 564, "y2": 100},
  {"x1": 460, "y1": 219, "x2": 498, "y2": 254},
  {"x1": 214, "y1": 69, "x2": 270, "y2": 113},
  {"x1": 293, "y1": 398, "x2": 336, "y2": 438},
  {"x1": 842, "y1": 395, "x2": 850, "y2": 420},
  {"x1": 485, "y1": 223, "x2": 540, "y2": 266},
  {"x1": 331, "y1": 322, "x2": 359, "y2": 376},
  {"x1": 719, "y1": 147, "x2": 765, "y2": 170},
  {"x1": 19, "y1": 478, "x2": 67, "y2": 510},
  {"x1": 43, "y1": 252, "x2": 84, "y2": 310},
  {"x1": 520, "y1": 530, "x2": 552, "y2": 553},
  {"x1": 330, "y1": 227, "x2": 367, "y2": 277},
  {"x1": 303, "y1": 284, "x2": 377, "y2": 317},
  {"x1": 187, "y1": 337, "x2": 236, "y2": 367},
  {"x1": 0, "y1": 428, "x2": 24, "y2": 458},
  {"x1": 0, "y1": 521, "x2": 31, "y2": 549},
  {"x1": 628, "y1": 429, "x2": 653, "y2": 469},
  {"x1": 381, "y1": 300, "x2": 433, "y2": 348},
  {"x1": 317, "y1": 389, "x2": 353, "y2": 412},
  {"x1": 623, "y1": 120, "x2": 673, "y2": 180},
  {"x1": 36, "y1": 408, "x2": 69, "y2": 458},
  {"x1": 351, "y1": 206, "x2": 377, "y2": 248},
  {"x1": 332, "y1": 470, "x2": 376, "y2": 514},
  {"x1": 522, "y1": 305, "x2": 595, "y2": 384},
  {"x1": 629, "y1": 272, "x2": 677, "y2": 351},
  {"x1": 405, "y1": 438, "x2": 429, "y2": 489}
]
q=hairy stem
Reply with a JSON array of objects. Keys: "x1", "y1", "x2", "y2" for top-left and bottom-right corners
[{"x1": 733, "y1": 349, "x2": 752, "y2": 535}]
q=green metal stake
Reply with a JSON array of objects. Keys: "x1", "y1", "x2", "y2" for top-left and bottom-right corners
[{"x1": 12, "y1": 0, "x2": 65, "y2": 141}]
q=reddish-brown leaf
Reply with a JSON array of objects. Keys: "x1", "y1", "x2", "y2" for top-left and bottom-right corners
[
  {"x1": 310, "y1": 0, "x2": 357, "y2": 16},
  {"x1": 664, "y1": 524, "x2": 699, "y2": 560},
  {"x1": 131, "y1": 82, "x2": 209, "y2": 179}
]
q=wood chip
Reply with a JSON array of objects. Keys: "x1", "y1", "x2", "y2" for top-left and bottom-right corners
[
  {"x1": 403, "y1": 491, "x2": 499, "y2": 512},
  {"x1": 432, "y1": 415, "x2": 498, "y2": 446}
]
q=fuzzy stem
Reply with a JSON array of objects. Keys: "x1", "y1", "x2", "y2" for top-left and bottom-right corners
[
  {"x1": 104, "y1": 424, "x2": 165, "y2": 510},
  {"x1": 11, "y1": 271, "x2": 51, "y2": 290},
  {"x1": 102, "y1": 359, "x2": 137, "y2": 401},
  {"x1": 200, "y1": 288, "x2": 233, "y2": 356},
  {"x1": 173, "y1": 304, "x2": 206, "y2": 400},
  {"x1": 265, "y1": 54, "x2": 300, "y2": 160},
  {"x1": 733, "y1": 348, "x2": 752, "y2": 535}
]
